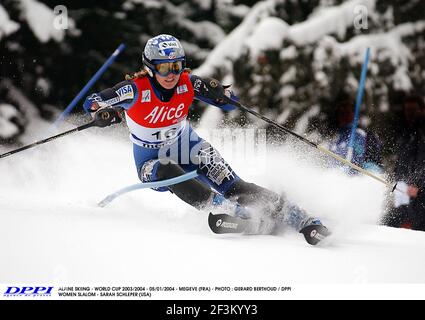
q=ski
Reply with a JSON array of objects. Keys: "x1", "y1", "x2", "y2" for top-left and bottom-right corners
[
  {"x1": 208, "y1": 212, "x2": 331, "y2": 245},
  {"x1": 299, "y1": 224, "x2": 331, "y2": 245},
  {"x1": 208, "y1": 212, "x2": 250, "y2": 234}
]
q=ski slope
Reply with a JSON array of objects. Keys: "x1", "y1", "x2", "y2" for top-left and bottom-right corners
[{"x1": 1, "y1": 124, "x2": 425, "y2": 291}]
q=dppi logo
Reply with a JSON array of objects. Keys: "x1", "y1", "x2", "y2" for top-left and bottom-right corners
[{"x1": 4, "y1": 286, "x2": 54, "y2": 297}]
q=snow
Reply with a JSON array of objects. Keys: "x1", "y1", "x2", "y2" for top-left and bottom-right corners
[
  {"x1": 196, "y1": 0, "x2": 381, "y2": 127},
  {"x1": 193, "y1": 0, "x2": 212, "y2": 11},
  {"x1": 1, "y1": 80, "x2": 52, "y2": 142},
  {"x1": 226, "y1": 4, "x2": 250, "y2": 18},
  {"x1": 36, "y1": 77, "x2": 50, "y2": 96},
  {"x1": 280, "y1": 45, "x2": 297, "y2": 60},
  {"x1": 179, "y1": 19, "x2": 225, "y2": 45},
  {"x1": 179, "y1": 40, "x2": 210, "y2": 60},
  {"x1": 288, "y1": 0, "x2": 376, "y2": 45},
  {"x1": 276, "y1": 108, "x2": 291, "y2": 124},
  {"x1": 0, "y1": 103, "x2": 19, "y2": 119},
  {"x1": 140, "y1": 0, "x2": 163, "y2": 9},
  {"x1": 280, "y1": 66, "x2": 297, "y2": 83},
  {"x1": 197, "y1": 104, "x2": 224, "y2": 130},
  {"x1": 279, "y1": 85, "x2": 295, "y2": 98},
  {"x1": 194, "y1": 0, "x2": 276, "y2": 77},
  {"x1": 395, "y1": 20, "x2": 425, "y2": 37},
  {"x1": 338, "y1": 22, "x2": 422, "y2": 58},
  {"x1": 393, "y1": 66, "x2": 413, "y2": 91},
  {"x1": 123, "y1": 0, "x2": 164, "y2": 10},
  {"x1": 245, "y1": 17, "x2": 289, "y2": 59},
  {"x1": 294, "y1": 104, "x2": 320, "y2": 134},
  {"x1": 0, "y1": 4, "x2": 20, "y2": 40},
  {"x1": 163, "y1": 1, "x2": 225, "y2": 46},
  {"x1": 1, "y1": 124, "x2": 425, "y2": 291},
  {"x1": 19, "y1": 0, "x2": 65, "y2": 43},
  {"x1": 338, "y1": 21, "x2": 425, "y2": 91},
  {"x1": 195, "y1": 0, "x2": 378, "y2": 78},
  {"x1": 1, "y1": 0, "x2": 425, "y2": 298},
  {"x1": 0, "y1": 104, "x2": 19, "y2": 138},
  {"x1": 197, "y1": 0, "x2": 424, "y2": 127}
]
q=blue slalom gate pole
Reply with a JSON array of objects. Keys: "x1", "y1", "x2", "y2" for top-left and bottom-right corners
[
  {"x1": 53, "y1": 43, "x2": 126, "y2": 127},
  {"x1": 98, "y1": 170, "x2": 199, "y2": 207},
  {"x1": 346, "y1": 47, "x2": 370, "y2": 162}
]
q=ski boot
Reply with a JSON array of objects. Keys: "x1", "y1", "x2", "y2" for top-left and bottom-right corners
[
  {"x1": 283, "y1": 204, "x2": 331, "y2": 245},
  {"x1": 209, "y1": 194, "x2": 276, "y2": 234},
  {"x1": 298, "y1": 217, "x2": 331, "y2": 245}
]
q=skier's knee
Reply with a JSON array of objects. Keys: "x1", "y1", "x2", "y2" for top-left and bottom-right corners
[
  {"x1": 154, "y1": 161, "x2": 215, "y2": 209},
  {"x1": 139, "y1": 159, "x2": 186, "y2": 183},
  {"x1": 138, "y1": 159, "x2": 179, "y2": 192},
  {"x1": 156, "y1": 161, "x2": 186, "y2": 180}
]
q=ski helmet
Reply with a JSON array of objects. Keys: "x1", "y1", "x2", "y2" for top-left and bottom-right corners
[{"x1": 142, "y1": 34, "x2": 186, "y2": 77}]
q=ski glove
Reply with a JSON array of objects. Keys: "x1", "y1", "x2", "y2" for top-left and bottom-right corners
[
  {"x1": 83, "y1": 93, "x2": 103, "y2": 113},
  {"x1": 193, "y1": 76, "x2": 233, "y2": 103},
  {"x1": 191, "y1": 76, "x2": 237, "y2": 111},
  {"x1": 93, "y1": 107, "x2": 122, "y2": 127}
]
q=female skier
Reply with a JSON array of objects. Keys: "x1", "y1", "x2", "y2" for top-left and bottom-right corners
[{"x1": 83, "y1": 34, "x2": 329, "y2": 245}]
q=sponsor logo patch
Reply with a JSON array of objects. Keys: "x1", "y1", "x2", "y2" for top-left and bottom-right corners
[
  {"x1": 216, "y1": 219, "x2": 238, "y2": 229},
  {"x1": 141, "y1": 90, "x2": 151, "y2": 102},
  {"x1": 104, "y1": 97, "x2": 120, "y2": 105},
  {"x1": 168, "y1": 51, "x2": 176, "y2": 59},
  {"x1": 221, "y1": 221, "x2": 238, "y2": 229},
  {"x1": 115, "y1": 84, "x2": 134, "y2": 100},
  {"x1": 210, "y1": 79, "x2": 218, "y2": 88},
  {"x1": 143, "y1": 103, "x2": 185, "y2": 124},
  {"x1": 158, "y1": 41, "x2": 179, "y2": 56},
  {"x1": 176, "y1": 84, "x2": 188, "y2": 94},
  {"x1": 159, "y1": 41, "x2": 179, "y2": 50}
]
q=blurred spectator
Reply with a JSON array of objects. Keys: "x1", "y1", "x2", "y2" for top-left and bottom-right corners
[
  {"x1": 384, "y1": 95, "x2": 425, "y2": 231},
  {"x1": 327, "y1": 99, "x2": 383, "y2": 174}
]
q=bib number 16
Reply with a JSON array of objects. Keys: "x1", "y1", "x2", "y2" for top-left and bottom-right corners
[{"x1": 151, "y1": 127, "x2": 178, "y2": 141}]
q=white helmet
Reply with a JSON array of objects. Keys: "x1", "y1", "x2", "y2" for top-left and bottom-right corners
[{"x1": 142, "y1": 34, "x2": 186, "y2": 77}]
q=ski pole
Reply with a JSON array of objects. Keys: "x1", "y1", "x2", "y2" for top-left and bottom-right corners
[
  {"x1": 346, "y1": 47, "x2": 370, "y2": 162},
  {"x1": 0, "y1": 108, "x2": 121, "y2": 160},
  {"x1": 204, "y1": 80, "x2": 398, "y2": 192},
  {"x1": 52, "y1": 43, "x2": 126, "y2": 128}
]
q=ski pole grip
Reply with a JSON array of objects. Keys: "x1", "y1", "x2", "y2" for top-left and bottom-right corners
[{"x1": 93, "y1": 108, "x2": 122, "y2": 127}]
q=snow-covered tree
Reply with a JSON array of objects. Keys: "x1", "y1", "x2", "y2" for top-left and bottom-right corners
[
  {"x1": 1, "y1": 0, "x2": 424, "y2": 164},
  {"x1": 195, "y1": 0, "x2": 424, "y2": 160}
]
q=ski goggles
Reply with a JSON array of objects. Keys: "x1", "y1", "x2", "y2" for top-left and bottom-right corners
[{"x1": 154, "y1": 61, "x2": 184, "y2": 77}]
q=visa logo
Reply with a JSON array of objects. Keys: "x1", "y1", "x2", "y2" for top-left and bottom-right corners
[{"x1": 115, "y1": 85, "x2": 134, "y2": 100}]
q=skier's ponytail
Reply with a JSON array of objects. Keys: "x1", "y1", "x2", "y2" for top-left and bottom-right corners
[{"x1": 125, "y1": 69, "x2": 149, "y2": 80}]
